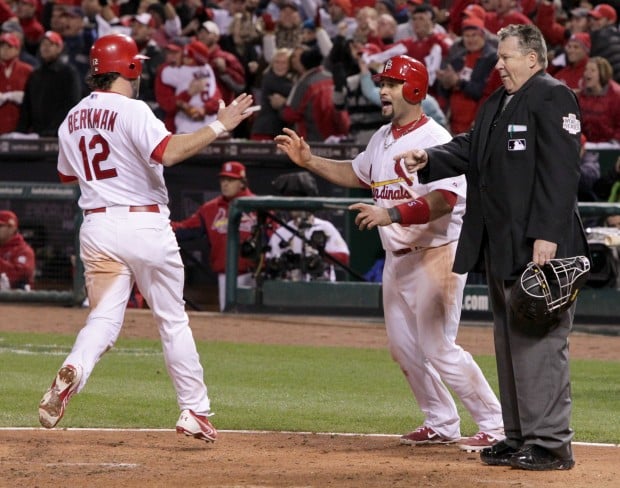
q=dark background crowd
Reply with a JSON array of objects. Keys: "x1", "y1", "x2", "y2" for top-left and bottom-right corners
[{"x1": 0, "y1": 0, "x2": 619, "y2": 199}]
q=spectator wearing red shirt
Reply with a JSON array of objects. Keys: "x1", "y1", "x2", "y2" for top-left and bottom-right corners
[
  {"x1": 0, "y1": 0, "x2": 17, "y2": 24},
  {"x1": 535, "y1": 2, "x2": 590, "y2": 49},
  {"x1": 172, "y1": 162, "x2": 258, "y2": 311},
  {"x1": 397, "y1": 4, "x2": 451, "y2": 87},
  {"x1": 578, "y1": 56, "x2": 620, "y2": 143},
  {"x1": 16, "y1": 0, "x2": 44, "y2": 55},
  {"x1": 484, "y1": 0, "x2": 532, "y2": 34},
  {"x1": 436, "y1": 16, "x2": 500, "y2": 135},
  {"x1": 0, "y1": 210, "x2": 35, "y2": 290},
  {"x1": 281, "y1": 45, "x2": 351, "y2": 141},
  {"x1": 154, "y1": 41, "x2": 184, "y2": 132},
  {"x1": 553, "y1": 32, "x2": 590, "y2": 92},
  {"x1": 196, "y1": 20, "x2": 246, "y2": 106},
  {"x1": 0, "y1": 33, "x2": 33, "y2": 134}
]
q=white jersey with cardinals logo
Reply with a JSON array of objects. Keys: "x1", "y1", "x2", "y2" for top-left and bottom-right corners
[{"x1": 351, "y1": 117, "x2": 466, "y2": 251}]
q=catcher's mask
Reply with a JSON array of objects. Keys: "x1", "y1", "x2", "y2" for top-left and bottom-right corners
[{"x1": 509, "y1": 256, "x2": 590, "y2": 336}]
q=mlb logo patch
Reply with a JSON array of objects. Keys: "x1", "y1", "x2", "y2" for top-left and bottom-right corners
[{"x1": 508, "y1": 139, "x2": 526, "y2": 151}]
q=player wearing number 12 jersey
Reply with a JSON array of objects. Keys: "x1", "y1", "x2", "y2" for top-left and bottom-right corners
[{"x1": 39, "y1": 33, "x2": 253, "y2": 442}]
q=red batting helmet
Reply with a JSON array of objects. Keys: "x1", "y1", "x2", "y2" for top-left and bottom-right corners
[
  {"x1": 373, "y1": 55, "x2": 428, "y2": 104},
  {"x1": 90, "y1": 33, "x2": 149, "y2": 79}
]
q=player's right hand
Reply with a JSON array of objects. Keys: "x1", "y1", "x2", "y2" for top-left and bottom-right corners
[
  {"x1": 394, "y1": 149, "x2": 428, "y2": 173},
  {"x1": 274, "y1": 128, "x2": 312, "y2": 168},
  {"x1": 217, "y1": 93, "x2": 254, "y2": 131}
]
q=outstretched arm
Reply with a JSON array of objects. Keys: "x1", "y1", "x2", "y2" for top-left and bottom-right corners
[
  {"x1": 274, "y1": 128, "x2": 364, "y2": 188},
  {"x1": 349, "y1": 190, "x2": 456, "y2": 230},
  {"x1": 162, "y1": 93, "x2": 254, "y2": 166}
]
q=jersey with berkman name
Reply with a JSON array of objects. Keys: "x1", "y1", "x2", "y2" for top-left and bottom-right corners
[
  {"x1": 351, "y1": 116, "x2": 466, "y2": 251},
  {"x1": 57, "y1": 91, "x2": 171, "y2": 210}
]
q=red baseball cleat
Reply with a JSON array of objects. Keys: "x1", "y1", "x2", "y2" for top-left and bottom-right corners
[{"x1": 39, "y1": 364, "x2": 82, "y2": 429}]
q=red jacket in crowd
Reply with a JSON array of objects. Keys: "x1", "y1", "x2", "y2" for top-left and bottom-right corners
[
  {"x1": 0, "y1": 57, "x2": 33, "y2": 134},
  {"x1": 554, "y1": 57, "x2": 588, "y2": 91},
  {"x1": 578, "y1": 80, "x2": 620, "y2": 143},
  {"x1": 0, "y1": 232, "x2": 35, "y2": 289},
  {"x1": 207, "y1": 44, "x2": 246, "y2": 105},
  {"x1": 282, "y1": 66, "x2": 350, "y2": 141},
  {"x1": 172, "y1": 188, "x2": 257, "y2": 275}
]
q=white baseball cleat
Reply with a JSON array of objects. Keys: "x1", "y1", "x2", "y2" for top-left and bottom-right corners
[
  {"x1": 39, "y1": 364, "x2": 82, "y2": 429},
  {"x1": 176, "y1": 409, "x2": 218, "y2": 443}
]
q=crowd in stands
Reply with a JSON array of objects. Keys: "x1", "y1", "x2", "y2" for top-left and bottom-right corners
[{"x1": 0, "y1": 0, "x2": 619, "y2": 144}]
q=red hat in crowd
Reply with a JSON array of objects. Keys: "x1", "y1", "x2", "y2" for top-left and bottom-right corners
[
  {"x1": 462, "y1": 4, "x2": 486, "y2": 21},
  {"x1": 0, "y1": 32, "x2": 21, "y2": 48},
  {"x1": 165, "y1": 41, "x2": 182, "y2": 52},
  {"x1": 569, "y1": 32, "x2": 591, "y2": 53},
  {"x1": 461, "y1": 16, "x2": 485, "y2": 31},
  {"x1": 588, "y1": 3, "x2": 617, "y2": 23},
  {"x1": 0, "y1": 210, "x2": 18, "y2": 227},
  {"x1": 183, "y1": 40, "x2": 209, "y2": 64},
  {"x1": 43, "y1": 30, "x2": 64, "y2": 48},
  {"x1": 219, "y1": 161, "x2": 246, "y2": 179},
  {"x1": 328, "y1": 0, "x2": 353, "y2": 17}
]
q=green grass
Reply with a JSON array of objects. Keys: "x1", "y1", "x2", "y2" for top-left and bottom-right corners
[{"x1": 1, "y1": 332, "x2": 618, "y2": 444}]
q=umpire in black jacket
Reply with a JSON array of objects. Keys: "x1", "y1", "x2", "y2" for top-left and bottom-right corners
[{"x1": 398, "y1": 24, "x2": 588, "y2": 471}]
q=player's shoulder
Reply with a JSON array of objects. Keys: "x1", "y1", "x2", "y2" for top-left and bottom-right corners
[{"x1": 416, "y1": 118, "x2": 452, "y2": 145}]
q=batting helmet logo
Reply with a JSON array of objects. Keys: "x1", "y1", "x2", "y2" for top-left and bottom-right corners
[
  {"x1": 90, "y1": 33, "x2": 149, "y2": 79},
  {"x1": 373, "y1": 55, "x2": 429, "y2": 104},
  {"x1": 510, "y1": 256, "x2": 590, "y2": 336}
]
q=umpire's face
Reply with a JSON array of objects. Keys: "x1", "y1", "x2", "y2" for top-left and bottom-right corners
[{"x1": 496, "y1": 35, "x2": 539, "y2": 94}]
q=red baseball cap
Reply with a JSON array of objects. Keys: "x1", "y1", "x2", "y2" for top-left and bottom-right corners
[
  {"x1": 461, "y1": 16, "x2": 485, "y2": 31},
  {"x1": 43, "y1": 30, "x2": 64, "y2": 48},
  {"x1": 462, "y1": 4, "x2": 486, "y2": 21},
  {"x1": 0, "y1": 33, "x2": 21, "y2": 48},
  {"x1": 219, "y1": 161, "x2": 246, "y2": 179},
  {"x1": 183, "y1": 40, "x2": 209, "y2": 64},
  {"x1": 588, "y1": 3, "x2": 617, "y2": 23},
  {"x1": 568, "y1": 32, "x2": 591, "y2": 52},
  {"x1": 164, "y1": 42, "x2": 182, "y2": 52},
  {"x1": 0, "y1": 210, "x2": 18, "y2": 227}
]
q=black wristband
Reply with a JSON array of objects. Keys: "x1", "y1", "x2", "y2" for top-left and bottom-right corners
[
  {"x1": 387, "y1": 206, "x2": 401, "y2": 224},
  {"x1": 98, "y1": 0, "x2": 108, "y2": 6}
]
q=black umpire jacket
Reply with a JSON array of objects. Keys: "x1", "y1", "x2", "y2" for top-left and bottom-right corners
[{"x1": 420, "y1": 70, "x2": 589, "y2": 280}]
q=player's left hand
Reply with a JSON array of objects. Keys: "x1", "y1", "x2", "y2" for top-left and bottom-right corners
[
  {"x1": 217, "y1": 93, "x2": 254, "y2": 131},
  {"x1": 349, "y1": 203, "x2": 392, "y2": 230}
]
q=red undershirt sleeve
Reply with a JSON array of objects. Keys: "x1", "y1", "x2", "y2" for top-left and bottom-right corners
[{"x1": 151, "y1": 134, "x2": 172, "y2": 164}]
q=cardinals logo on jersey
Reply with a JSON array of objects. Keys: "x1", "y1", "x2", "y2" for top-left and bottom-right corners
[{"x1": 394, "y1": 159, "x2": 414, "y2": 186}]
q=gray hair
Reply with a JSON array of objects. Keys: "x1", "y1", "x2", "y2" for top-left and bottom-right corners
[{"x1": 497, "y1": 24, "x2": 548, "y2": 70}]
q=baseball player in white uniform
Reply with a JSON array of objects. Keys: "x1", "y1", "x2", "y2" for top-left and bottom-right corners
[
  {"x1": 38, "y1": 33, "x2": 254, "y2": 443},
  {"x1": 276, "y1": 55, "x2": 504, "y2": 451}
]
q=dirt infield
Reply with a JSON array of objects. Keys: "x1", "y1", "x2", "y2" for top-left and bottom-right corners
[{"x1": 1, "y1": 304, "x2": 619, "y2": 487}]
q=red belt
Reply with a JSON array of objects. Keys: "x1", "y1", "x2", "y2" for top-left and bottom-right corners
[
  {"x1": 84, "y1": 204, "x2": 160, "y2": 215},
  {"x1": 392, "y1": 248, "x2": 412, "y2": 256}
]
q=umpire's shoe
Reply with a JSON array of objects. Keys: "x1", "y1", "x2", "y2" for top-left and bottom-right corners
[
  {"x1": 176, "y1": 410, "x2": 218, "y2": 443},
  {"x1": 39, "y1": 364, "x2": 82, "y2": 429},
  {"x1": 510, "y1": 445, "x2": 575, "y2": 471},
  {"x1": 480, "y1": 440, "x2": 519, "y2": 466}
]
